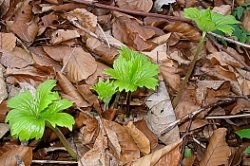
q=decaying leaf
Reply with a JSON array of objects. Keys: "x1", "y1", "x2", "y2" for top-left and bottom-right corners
[
  {"x1": 50, "y1": 29, "x2": 80, "y2": 44},
  {"x1": 145, "y1": 81, "x2": 180, "y2": 145},
  {"x1": 125, "y1": 121, "x2": 150, "y2": 155},
  {"x1": 0, "y1": 146, "x2": 32, "y2": 166},
  {"x1": 0, "y1": 123, "x2": 9, "y2": 139},
  {"x1": 243, "y1": 11, "x2": 250, "y2": 32},
  {"x1": 0, "y1": 33, "x2": 16, "y2": 52},
  {"x1": 116, "y1": 0, "x2": 153, "y2": 12},
  {"x1": 0, "y1": 66, "x2": 7, "y2": 105},
  {"x1": 200, "y1": 128, "x2": 231, "y2": 166}
]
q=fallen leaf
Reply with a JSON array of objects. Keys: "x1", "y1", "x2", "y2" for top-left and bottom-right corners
[
  {"x1": 0, "y1": 67, "x2": 7, "y2": 105},
  {"x1": 0, "y1": 33, "x2": 16, "y2": 52},
  {"x1": 145, "y1": 81, "x2": 180, "y2": 145},
  {"x1": 132, "y1": 139, "x2": 182, "y2": 166},
  {"x1": 0, "y1": 123, "x2": 9, "y2": 139},
  {"x1": 116, "y1": 0, "x2": 153, "y2": 12},
  {"x1": 0, "y1": 101, "x2": 9, "y2": 123},
  {"x1": 212, "y1": 5, "x2": 231, "y2": 15},
  {"x1": 0, "y1": 146, "x2": 32, "y2": 166},
  {"x1": 50, "y1": 29, "x2": 80, "y2": 44},
  {"x1": 125, "y1": 121, "x2": 150, "y2": 155},
  {"x1": 153, "y1": 0, "x2": 176, "y2": 12},
  {"x1": 150, "y1": 33, "x2": 171, "y2": 45},
  {"x1": 231, "y1": 98, "x2": 250, "y2": 114},
  {"x1": 142, "y1": 43, "x2": 169, "y2": 62},
  {"x1": 243, "y1": 11, "x2": 250, "y2": 32},
  {"x1": 200, "y1": 128, "x2": 231, "y2": 166},
  {"x1": 1, "y1": 47, "x2": 34, "y2": 68}
]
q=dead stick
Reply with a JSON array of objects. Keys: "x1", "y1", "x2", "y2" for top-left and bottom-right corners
[{"x1": 73, "y1": 0, "x2": 191, "y2": 22}]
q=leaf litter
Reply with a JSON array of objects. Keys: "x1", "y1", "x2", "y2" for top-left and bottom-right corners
[{"x1": 0, "y1": 0, "x2": 250, "y2": 166}]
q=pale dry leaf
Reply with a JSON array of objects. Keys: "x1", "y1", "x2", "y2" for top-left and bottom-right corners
[
  {"x1": 116, "y1": 0, "x2": 153, "y2": 12},
  {"x1": 1, "y1": 47, "x2": 34, "y2": 68},
  {"x1": 103, "y1": 119, "x2": 140, "y2": 162},
  {"x1": 240, "y1": 80, "x2": 250, "y2": 96},
  {"x1": 66, "y1": 8, "x2": 97, "y2": 32},
  {"x1": 153, "y1": 0, "x2": 176, "y2": 12},
  {"x1": 0, "y1": 67, "x2": 8, "y2": 104},
  {"x1": 200, "y1": 128, "x2": 231, "y2": 166},
  {"x1": 0, "y1": 0, "x2": 10, "y2": 17},
  {"x1": 151, "y1": 33, "x2": 171, "y2": 45},
  {"x1": 132, "y1": 139, "x2": 182, "y2": 166},
  {"x1": 231, "y1": 98, "x2": 250, "y2": 114},
  {"x1": 142, "y1": 43, "x2": 168, "y2": 62},
  {"x1": 145, "y1": 81, "x2": 180, "y2": 145},
  {"x1": 6, "y1": 0, "x2": 38, "y2": 43},
  {"x1": 212, "y1": 5, "x2": 231, "y2": 15},
  {"x1": 56, "y1": 72, "x2": 90, "y2": 108},
  {"x1": 125, "y1": 121, "x2": 150, "y2": 155},
  {"x1": 0, "y1": 123, "x2": 9, "y2": 139},
  {"x1": 50, "y1": 29, "x2": 80, "y2": 44},
  {"x1": 86, "y1": 61, "x2": 109, "y2": 85},
  {"x1": 169, "y1": 50, "x2": 190, "y2": 65},
  {"x1": 0, "y1": 146, "x2": 32, "y2": 166},
  {"x1": 164, "y1": 22, "x2": 201, "y2": 41},
  {"x1": 243, "y1": 11, "x2": 250, "y2": 32},
  {"x1": 95, "y1": 30, "x2": 125, "y2": 48},
  {"x1": 0, "y1": 33, "x2": 16, "y2": 52}
]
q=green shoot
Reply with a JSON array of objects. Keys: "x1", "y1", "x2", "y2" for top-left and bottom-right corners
[
  {"x1": 104, "y1": 46, "x2": 159, "y2": 92},
  {"x1": 172, "y1": 8, "x2": 239, "y2": 108},
  {"x1": 184, "y1": 146, "x2": 192, "y2": 158},
  {"x1": 236, "y1": 129, "x2": 250, "y2": 154},
  {"x1": 6, "y1": 80, "x2": 77, "y2": 160},
  {"x1": 92, "y1": 79, "x2": 117, "y2": 107}
]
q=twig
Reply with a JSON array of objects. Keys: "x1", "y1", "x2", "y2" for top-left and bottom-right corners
[
  {"x1": 32, "y1": 160, "x2": 78, "y2": 164},
  {"x1": 192, "y1": 137, "x2": 206, "y2": 149},
  {"x1": 160, "y1": 98, "x2": 235, "y2": 135},
  {"x1": 208, "y1": 32, "x2": 250, "y2": 49},
  {"x1": 97, "y1": 23, "x2": 110, "y2": 48},
  {"x1": 206, "y1": 113, "x2": 250, "y2": 119},
  {"x1": 72, "y1": 0, "x2": 191, "y2": 22},
  {"x1": 61, "y1": 46, "x2": 76, "y2": 73}
]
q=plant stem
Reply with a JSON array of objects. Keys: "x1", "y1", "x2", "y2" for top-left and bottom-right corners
[
  {"x1": 46, "y1": 122, "x2": 77, "y2": 160},
  {"x1": 126, "y1": 91, "x2": 132, "y2": 117},
  {"x1": 172, "y1": 31, "x2": 207, "y2": 108}
]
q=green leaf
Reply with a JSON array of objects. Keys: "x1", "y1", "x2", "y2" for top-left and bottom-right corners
[
  {"x1": 245, "y1": 146, "x2": 250, "y2": 154},
  {"x1": 36, "y1": 80, "x2": 59, "y2": 111},
  {"x1": 233, "y1": 6, "x2": 244, "y2": 19},
  {"x1": 236, "y1": 129, "x2": 250, "y2": 139},
  {"x1": 184, "y1": 146, "x2": 192, "y2": 158},
  {"x1": 104, "y1": 47, "x2": 159, "y2": 92},
  {"x1": 92, "y1": 79, "x2": 117, "y2": 105},
  {"x1": 184, "y1": 7, "x2": 239, "y2": 35},
  {"x1": 6, "y1": 80, "x2": 75, "y2": 141}
]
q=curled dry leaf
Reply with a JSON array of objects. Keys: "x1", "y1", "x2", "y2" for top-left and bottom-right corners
[
  {"x1": 0, "y1": 33, "x2": 16, "y2": 52},
  {"x1": 56, "y1": 72, "x2": 90, "y2": 108},
  {"x1": 86, "y1": 37, "x2": 118, "y2": 65},
  {"x1": 65, "y1": 8, "x2": 97, "y2": 32},
  {"x1": 164, "y1": 22, "x2": 201, "y2": 42},
  {"x1": 132, "y1": 139, "x2": 182, "y2": 166},
  {"x1": 103, "y1": 119, "x2": 140, "y2": 162},
  {"x1": 112, "y1": 16, "x2": 156, "y2": 51},
  {"x1": 44, "y1": 46, "x2": 97, "y2": 83},
  {"x1": 145, "y1": 81, "x2": 180, "y2": 145},
  {"x1": 200, "y1": 128, "x2": 231, "y2": 166},
  {"x1": 50, "y1": 29, "x2": 80, "y2": 44},
  {"x1": 125, "y1": 121, "x2": 150, "y2": 155},
  {"x1": 1, "y1": 47, "x2": 34, "y2": 68},
  {"x1": 0, "y1": 146, "x2": 32, "y2": 166},
  {"x1": 6, "y1": 0, "x2": 38, "y2": 43},
  {"x1": 116, "y1": 0, "x2": 153, "y2": 12}
]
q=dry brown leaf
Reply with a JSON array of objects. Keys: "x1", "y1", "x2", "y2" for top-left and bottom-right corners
[
  {"x1": 0, "y1": 33, "x2": 16, "y2": 52},
  {"x1": 77, "y1": 84, "x2": 103, "y2": 115},
  {"x1": 0, "y1": 67, "x2": 7, "y2": 105},
  {"x1": 116, "y1": 0, "x2": 153, "y2": 12},
  {"x1": 50, "y1": 29, "x2": 80, "y2": 44},
  {"x1": 134, "y1": 119, "x2": 158, "y2": 150},
  {"x1": 0, "y1": 101, "x2": 9, "y2": 123},
  {"x1": 65, "y1": 8, "x2": 97, "y2": 32},
  {"x1": 41, "y1": 13, "x2": 58, "y2": 27},
  {"x1": 1, "y1": 47, "x2": 34, "y2": 68},
  {"x1": 43, "y1": 46, "x2": 97, "y2": 83},
  {"x1": 0, "y1": 146, "x2": 32, "y2": 166},
  {"x1": 142, "y1": 44, "x2": 169, "y2": 62},
  {"x1": 6, "y1": 0, "x2": 38, "y2": 43},
  {"x1": 86, "y1": 37, "x2": 118, "y2": 65},
  {"x1": 151, "y1": 33, "x2": 171, "y2": 45},
  {"x1": 0, "y1": 0, "x2": 10, "y2": 18},
  {"x1": 231, "y1": 98, "x2": 250, "y2": 114},
  {"x1": 164, "y1": 22, "x2": 201, "y2": 41},
  {"x1": 132, "y1": 139, "x2": 182, "y2": 166},
  {"x1": 112, "y1": 16, "x2": 156, "y2": 51},
  {"x1": 56, "y1": 72, "x2": 90, "y2": 108},
  {"x1": 125, "y1": 121, "x2": 150, "y2": 155},
  {"x1": 212, "y1": 5, "x2": 231, "y2": 15},
  {"x1": 86, "y1": 61, "x2": 109, "y2": 86},
  {"x1": 243, "y1": 11, "x2": 250, "y2": 32},
  {"x1": 179, "y1": 119, "x2": 208, "y2": 132},
  {"x1": 240, "y1": 80, "x2": 250, "y2": 96},
  {"x1": 102, "y1": 108, "x2": 117, "y2": 121},
  {"x1": 0, "y1": 123, "x2": 9, "y2": 139},
  {"x1": 103, "y1": 119, "x2": 140, "y2": 162},
  {"x1": 200, "y1": 128, "x2": 231, "y2": 166}
]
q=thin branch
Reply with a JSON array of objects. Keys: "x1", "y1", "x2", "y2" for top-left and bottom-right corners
[
  {"x1": 97, "y1": 23, "x2": 110, "y2": 48},
  {"x1": 32, "y1": 160, "x2": 78, "y2": 165},
  {"x1": 206, "y1": 113, "x2": 250, "y2": 119},
  {"x1": 73, "y1": 0, "x2": 191, "y2": 22}
]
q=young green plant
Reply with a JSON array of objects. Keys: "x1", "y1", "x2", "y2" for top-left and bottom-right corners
[
  {"x1": 236, "y1": 129, "x2": 250, "y2": 154},
  {"x1": 172, "y1": 8, "x2": 239, "y2": 107},
  {"x1": 93, "y1": 47, "x2": 159, "y2": 114},
  {"x1": 5, "y1": 80, "x2": 77, "y2": 160}
]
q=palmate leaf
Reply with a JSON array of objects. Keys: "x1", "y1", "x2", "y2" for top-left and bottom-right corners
[
  {"x1": 104, "y1": 47, "x2": 159, "y2": 92},
  {"x1": 236, "y1": 129, "x2": 250, "y2": 139},
  {"x1": 6, "y1": 80, "x2": 74, "y2": 141},
  {"x1": 184, "y1": 7, "x2": 239, "y2": 35}
]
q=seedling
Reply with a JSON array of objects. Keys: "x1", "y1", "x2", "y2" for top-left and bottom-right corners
[
  {"x1": 5, "y1": 80, "x2": 77, "y2": 160},
  {"x1": 172, "y1": 8, "x2": 239, "y2": 107},
  {"x1": 236, "y1": 129, "x2": 250, "y2": 154},
  {"x1": 93, "y1": 47, "x2": 159, "y2": 113}
]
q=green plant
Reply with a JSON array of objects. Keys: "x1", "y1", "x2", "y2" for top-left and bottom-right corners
[
  {"x1": 172, "y1": 8, "x2": 239, "y2": 107},
  {"x1": 233, "y1": 2, "x2": 250, "y2": 20},
  {"x1": 236, "y1": 129, "x2": 250, "y2": 154},
  {"x1": 93, "y1": 47, "x2": 159, "y2": 112},
  {"x1": 6, "y1": 80, "x2": 77, "y2": 160},
  {"x1": 184, "y1": 146, "x2": 192, "y2": 158}
]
